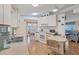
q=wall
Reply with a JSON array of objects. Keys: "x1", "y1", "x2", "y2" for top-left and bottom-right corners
[
  {"x1": 75, "y1": 21, "x2": 79, "y2": 31},
  {"x1": 16, "y1": 16, "x2": 27, "y2": 42},
  {"x1": 66, "y1": 13, "x2": 79, "y2": 31},
  {"x1": 57, "y1": 14, "x2": 65, "y2": 37},
  {"x1": 11, "y1": 11, "x2": 18, "y2": 27},
  {"x1": 11, "y1": 7, "x2": 20, "y2": 27},
  {"x1": 66, "y1": 14, "x2": 79, "y2": 22},
  {"x1": 16, "y1": 16, "x2": 25, "y2": 36}
]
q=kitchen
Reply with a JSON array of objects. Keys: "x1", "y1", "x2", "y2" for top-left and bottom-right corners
[
  {"x1": 25, "y1": 13, "x2": 68, "y2": 54},
  {"x1": 1, "y1": 4, "x2": 79, "y2": 55}
]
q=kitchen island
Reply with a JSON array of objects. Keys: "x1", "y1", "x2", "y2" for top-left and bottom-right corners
[{"x1": 46, "y1": 33, "x2": 68, "y2": 54}]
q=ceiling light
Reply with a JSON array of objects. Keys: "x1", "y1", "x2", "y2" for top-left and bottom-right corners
[
  {"x1": 32, "y1": 13, "x2": 38, "y2": 15},
  {"x1": 32, "y1": 4, "x2": 39, "y2": 7},
  {"x1": 52, "y1": 8, "x2": 58, "y2": 12}
]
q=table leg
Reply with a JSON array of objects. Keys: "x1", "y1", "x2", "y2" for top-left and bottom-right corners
[{"x1": 59, "y1": 42, "x2": 65, "y2": 55}]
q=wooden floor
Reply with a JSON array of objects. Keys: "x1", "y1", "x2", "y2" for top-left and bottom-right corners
[
  {"x1": 28, "y1": 40, "x2": 79, "y2": 55},
  {"x1": 0, "y1": 42, "x2": 28, "y2": 55},
  {"x1": 0, "y1": 40, "x2": 79, "y2": 55},
  {"x1": 28, "y1": 41, "x2": 50, "y2": 55},
  {"x1": 67, "y1": 41, "x2": 79, "y2": 55}
]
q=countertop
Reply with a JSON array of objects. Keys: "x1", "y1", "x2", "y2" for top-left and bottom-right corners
[{"x1": 46, "y1": 32, "x2": 67, "y2": 42}]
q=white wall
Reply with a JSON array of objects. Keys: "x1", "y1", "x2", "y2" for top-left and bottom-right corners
[
  {"x1": 75, "y1": 21, "x2": 79, "y2": 31},
  {"x1": 11, "y1": 10, "x2": 18, "y2": 27},
  {"x1": 66, "y1": 13, "x2": 79, "y2": 31},
  {"x1": 57, "y1": 14, "x2": 65, "y2": 36},
  {"x1": 16, "y1": 16, "x2": 25, "y2": 36},
  {"x1": 66, "y1": 14, "x2": 79, "y2": 22}
]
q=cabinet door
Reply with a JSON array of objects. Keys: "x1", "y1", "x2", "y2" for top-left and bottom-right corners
[
  {"x1": 0, "y1": 5, "x2": 3, "y2": 24},
  {"x1": 38, "y1": 15, "x2": 56, "y2": 26},
  {"x1": 0, "y1": 38, "x2": 4, "y2": 49},
  {"x1": 39, "y1": 17, "x2": 48, "y2": 26},
  {"x1": 48, "y1": 15, "x2": 56, "y2": 26},
  {"x1": 4, "y1": 5, "x2": 11, "y2": 25}
]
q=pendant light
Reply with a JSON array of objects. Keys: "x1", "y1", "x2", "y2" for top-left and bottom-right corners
[
  {"x1": 32, "y1": 13, "x2": 38, "y2": 15},
  {"x1": 53, "y1": 8, "x2": 58, "y2": 12},
  {"x1": 52, "y1": 5, "x2": 59, "y2": 12},
  {"x1": 32, "y1": 4, "x2": 39, "y2": 7}
]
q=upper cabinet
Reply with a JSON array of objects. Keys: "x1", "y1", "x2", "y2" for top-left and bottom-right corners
[
  {"x1": 47, "y1": 15, "x2": 57, "y2": 26},
  {"x1": 0, "y1": 5, "x2": 11, "y2": 25},
  {"x1": 38, "y1": 15, "x2": 57, "y2": 26},
  {"x1": 4, "y1": 5, "x2": 11, "y2": 25},
  {"x1": 0, "y1": 5, "x2": 3, "y2": 24}
]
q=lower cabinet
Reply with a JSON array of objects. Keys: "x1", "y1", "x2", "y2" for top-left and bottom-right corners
[{"x1": 0, "y1": 36, "x2": 11, "y2": 50}]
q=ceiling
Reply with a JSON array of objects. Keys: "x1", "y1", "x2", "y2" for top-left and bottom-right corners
[{"x1": 12, "y1": 4, "x2": 74, "y2": 17}]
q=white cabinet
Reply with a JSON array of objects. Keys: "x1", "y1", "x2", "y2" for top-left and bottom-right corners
[
  {"x1": 0, "y1": 5, "x2": 11, "y2": 25},
  {"x1": 38, "y1": 17, "x2": 48, "y2": 26},
  {"x1": 0, "y1": 4, "x2": 3, "y2": 24},
  {"x1": 4, "y1": 5, "x2": 11, "y2": 25},
  {"x1": 38, "y1": 15, "x2": 57, "y2": 26},
  {"x1": 47, "y1": 15, "x2": 57, "y2": 26}
]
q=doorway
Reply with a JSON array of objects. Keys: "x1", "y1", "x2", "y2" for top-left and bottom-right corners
[{"x1": 25, "y1": 19, "x2": 38, "y2": 44}]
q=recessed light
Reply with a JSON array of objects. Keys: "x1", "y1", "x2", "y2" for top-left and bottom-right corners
[
  {"x1": 52, "y1": 8, "x2": 58, "y2": 12},
  {"x1": 32, "y1": 13, "x2": 38, "y2": 15},
  {"x1": 32, "y1": 4, "x2": 39, "y2": 7}
]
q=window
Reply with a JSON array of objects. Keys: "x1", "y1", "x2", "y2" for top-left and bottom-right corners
[{"x1": 65, "y1": 22, "x2": 76, "y2": 32}]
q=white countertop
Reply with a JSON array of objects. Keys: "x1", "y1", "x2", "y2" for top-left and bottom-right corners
[{"x1": 46, "y1": 33, "x2": 67, "y2": 42}]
